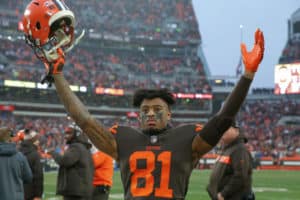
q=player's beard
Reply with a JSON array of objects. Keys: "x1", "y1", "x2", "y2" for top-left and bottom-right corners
[
  {"x1": 142, "y1": 124, "x2": 172, "y2": 135},
  {"x1": 143, "y1": 128, "x2": 165, "y2": 135}
]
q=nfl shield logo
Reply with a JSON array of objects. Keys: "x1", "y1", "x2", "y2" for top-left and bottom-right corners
[{"x1": 150, "y1": 135, "x2": 158, "y2": 144}]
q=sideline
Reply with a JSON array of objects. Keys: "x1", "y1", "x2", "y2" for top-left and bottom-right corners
[{"x1": 45, "y1": 193, "x2": 124, "y2": 200}]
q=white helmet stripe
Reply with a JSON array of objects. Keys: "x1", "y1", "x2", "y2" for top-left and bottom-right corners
[
  {"x1": 48, "y1": 10, "x2": 75, "y2": 26},
  {"x1": 53, "y1": 0, "x2": 69, "y2": 11}
]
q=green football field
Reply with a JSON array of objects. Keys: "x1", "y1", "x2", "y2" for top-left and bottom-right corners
[{"x1": 44, "y1": 170, "x2": 300, "y2": 200}]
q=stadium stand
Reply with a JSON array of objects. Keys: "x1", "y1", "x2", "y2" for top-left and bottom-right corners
[
  {"x1": 0, "y1": 1, "x2": 299, "y2": 170},
  {"x1": 279, "y1": 8, "x2": 300, "y2": 64}
]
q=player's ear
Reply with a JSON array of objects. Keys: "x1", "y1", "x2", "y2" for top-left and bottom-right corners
[{"x1": 167, "y1": 111, "x2": 171, "y2": 121}]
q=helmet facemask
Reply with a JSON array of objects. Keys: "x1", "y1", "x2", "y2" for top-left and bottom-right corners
[{"x1": 24, "y1": 17, "x2": 74, "y2": 63}]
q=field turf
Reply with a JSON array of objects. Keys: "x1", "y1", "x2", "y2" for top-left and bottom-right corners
[{"x1": 44, "y1": 170, "x2": 300, "y2": 200}]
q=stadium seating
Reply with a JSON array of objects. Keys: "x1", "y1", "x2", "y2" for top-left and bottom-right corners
[{"x1": 0, "y1": 0, "x2": 299, "y2": 166}]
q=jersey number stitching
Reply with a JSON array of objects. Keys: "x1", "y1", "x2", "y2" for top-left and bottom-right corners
[{"x1": 129, "y1": 151, "x2": 173, "y2": 198}]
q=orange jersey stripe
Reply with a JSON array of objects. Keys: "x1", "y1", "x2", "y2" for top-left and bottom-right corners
[
  {"x1": 109, "y1": 124, "x2": 118, "y2": 135},
  {"x1": 195, "y1": 123, "x2": 203, "y2": 132},
  {"x1": 216, "y1": 155, "x2": 231, "y2": 164}
]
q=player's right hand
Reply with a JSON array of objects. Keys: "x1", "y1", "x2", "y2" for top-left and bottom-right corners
[
  {"x1": 241, "y1": 28, "x2": 264, "y2": 72},
  {"x1": 43, "y1": 48, "x2": 65, "y2": 75}
]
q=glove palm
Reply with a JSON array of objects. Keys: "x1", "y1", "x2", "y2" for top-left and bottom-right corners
[{"x1": 241, "y1": 29, "x2": 265, "y2": 72}]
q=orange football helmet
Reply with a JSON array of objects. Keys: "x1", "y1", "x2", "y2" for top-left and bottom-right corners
[{"x1": 20, "y1": 0, "x2": 75, "y2": 62}]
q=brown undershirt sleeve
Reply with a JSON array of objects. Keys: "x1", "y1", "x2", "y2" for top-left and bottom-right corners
[{"x1": 200, "y1": 76, "x2": 252, "y2": 146}]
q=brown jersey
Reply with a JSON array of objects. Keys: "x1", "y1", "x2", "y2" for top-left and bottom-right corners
[{"x1": 114, "y1": 124, "x2": 199, "y2": 200}]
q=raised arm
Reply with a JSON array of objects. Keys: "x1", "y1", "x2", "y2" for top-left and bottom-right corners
[
  {"x1": 26, "y1": 49, "x2": 117, "y2": 159},
  {"x1": 33, "y1": 51, "x2": 117, "y2": 159},
  {"x1": 52, "y1": 73, "x2": 117, "y2": 160},
  {"x1": 19, "y1": 1, "x2": 118, "y2": 159},
  {"x1": 192, "y1": 29, "x2": 264, "y2": 159}
]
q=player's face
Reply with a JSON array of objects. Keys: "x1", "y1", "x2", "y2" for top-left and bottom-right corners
[{"x1": 139, "y1": 98, "x2": 171, "y2": 131}]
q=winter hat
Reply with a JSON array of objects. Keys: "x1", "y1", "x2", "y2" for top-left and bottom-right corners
[{"x1": 0, "y1": 127, "x2": 13, "y2": 142}]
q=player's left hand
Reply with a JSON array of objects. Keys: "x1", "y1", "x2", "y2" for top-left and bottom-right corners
[{"x1": 241, "y1": 28, "x2": 264, "y2": 72}]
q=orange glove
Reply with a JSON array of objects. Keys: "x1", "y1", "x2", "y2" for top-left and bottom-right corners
[
  {"x1": 41, "y1": 48, "x2": 65, "y2": 86},
  {"x1": 43, "y1": 48, "x2": 65, "y2": 75},
  {"x1": 241, "y1": 28, "x2": 264, "y2": 72}
]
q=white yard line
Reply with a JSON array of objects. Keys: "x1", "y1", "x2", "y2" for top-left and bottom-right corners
[{"x1": 253, "y1": 187, "x2": 288, "y2": 192}]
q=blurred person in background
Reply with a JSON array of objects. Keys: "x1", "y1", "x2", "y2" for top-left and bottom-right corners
[
  {"x1": 48, "y1": 124, "x2": 94, "y2": 200},
  {"x1": 207, "y1": 122, "x2": 254, "y2": 200},
  {"x1": 91, "y1": 145, "x2": 114, "y2": 200},
  {"x1": 11, "y1": 129, "x2": 25, "y2": 144},
  {"x1": 19, "y1": 129, "x2": 44, "y2": 200},
  {"x1": 0, "y1": 127, "x2": 32, "y2": 200}
]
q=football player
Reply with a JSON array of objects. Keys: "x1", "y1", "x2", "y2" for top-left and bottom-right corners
[{"x1": 20, "y1": 0, "x2": 264, "y2": 199}]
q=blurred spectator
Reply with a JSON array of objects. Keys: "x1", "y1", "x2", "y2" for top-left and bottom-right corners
[
  {"x1": 19, "y1": 129, "x2": 44, "y2": 200},
  {"x1": 207, "y1": 124, "x2": 254, "y2": 200},
  {"x1": 91, "y1": 145, "x2": 114, "y2": 200},
  {"x1": 0, "y1": 127, "x2": 32, "y2": 200},
  {"x1": 48, "y1": 124, "x2": 94, "y2": 200}
]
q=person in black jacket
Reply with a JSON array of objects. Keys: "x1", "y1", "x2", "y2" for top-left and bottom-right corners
[
  {"x1": 19, "y1": 129, "x2": 44, "y2": 200},
  {"x1": 49, "y1": 124, "x2": 94, "y2": 200},
  {"x1": 207, "y1": 122, "x2": 254, "y2": 200}
]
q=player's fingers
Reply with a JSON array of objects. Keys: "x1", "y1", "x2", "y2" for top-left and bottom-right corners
[
  {"x1": 254, "y1": 29, "x2": 258, "y2": 45},
  {"x1": 258, "y1": 31, "x2": 265, "y2": 50},
  {"x1": 241, "y1": 43, "x2": 247, "y2": 56}
]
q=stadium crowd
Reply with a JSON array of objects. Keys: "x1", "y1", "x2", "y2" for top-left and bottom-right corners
[
  {"x1": 0, "y1": 0, "x2": 299, "y2": 169},
  {"x1": 279, "y1": 39, "x2": 300, "y2": 64},
  {"x1": 238, "y1": 99, "x2": 300, "y2": 161},
  {"x1": 1, "y1": 0, "x2": 200, "y2": 42},
  {"x1": 0, "y1": 99, "x2": 299, "y2": 164},
  {"x1": 0, "y1": 1, "x2": 299, "y2": 199},
  {"x1": 1, "y1": 0, "x2": 208, "y2": 95},
  {"x1": 0, "y1": 38, "x2": 211, "y2": 94}
]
